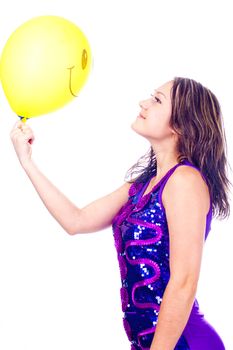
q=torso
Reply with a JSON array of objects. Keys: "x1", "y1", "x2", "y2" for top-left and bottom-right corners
[{"x1": 112, "y1": 160, "x2": 213, "y2": 350}]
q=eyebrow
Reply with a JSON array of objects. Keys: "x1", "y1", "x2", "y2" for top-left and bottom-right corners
[{"x1": 155, "y1": 90, "x2": 167, "y2": 99}]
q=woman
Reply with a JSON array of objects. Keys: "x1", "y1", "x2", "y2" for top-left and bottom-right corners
[{"x1": 10, "y1": 77, "x2": 230, "y2": 349}]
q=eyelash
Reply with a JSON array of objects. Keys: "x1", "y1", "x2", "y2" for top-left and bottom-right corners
[{"x1": 150, "y1": 94, "x2": 161, "y2": 104}]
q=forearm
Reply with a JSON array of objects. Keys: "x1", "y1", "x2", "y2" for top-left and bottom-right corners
[
  {"x1": 22, "y1": 159, "x2": 81, "y2": 234},
  {"x1": 150, "y1": 280, "x2": 196, "y2": 350}
]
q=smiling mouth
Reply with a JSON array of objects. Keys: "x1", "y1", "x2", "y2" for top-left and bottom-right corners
[
  {"x1": 67, "y1": 66, "x2": 78, "y2": 97},
  {"x1": 139, "y1": 113, "x2": 146, "y2": 119}
]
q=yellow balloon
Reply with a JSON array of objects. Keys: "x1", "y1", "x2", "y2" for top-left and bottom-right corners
[{"x1": 0, "y1": 15, "x2": 92, "y2": 119}]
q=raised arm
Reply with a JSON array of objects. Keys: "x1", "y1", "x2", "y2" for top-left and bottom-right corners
[
  {"x1": 150, "y1": 165, "x2": 210, "y2": 350},
  {"x1": 10, "y1": 121, "x2": 130, "y2": 235}
]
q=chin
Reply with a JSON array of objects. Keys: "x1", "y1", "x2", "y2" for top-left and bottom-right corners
[
  {"x1": 131, "y1": 121, "x2": 146, "y2": 138},
  {"x1": 131, "y1": 120, "x2": 140, "y2": 133}
]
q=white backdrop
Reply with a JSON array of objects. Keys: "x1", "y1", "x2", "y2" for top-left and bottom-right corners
[{"x1": 0, "y1": 0, "x2": 232, "y2": 349}]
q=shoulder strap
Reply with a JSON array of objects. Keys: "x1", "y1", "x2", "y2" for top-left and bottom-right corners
[
  {"x1": 158, "y1": 161, "x2": 186, "y2": 197},
  {"x1": 158, "y1": 161, "x2": 212, "y2": 238}
]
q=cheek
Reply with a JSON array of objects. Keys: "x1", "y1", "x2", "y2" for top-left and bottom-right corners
[
  {"x1": 151, "y1": 105, "x2": 171, "y2": 123},
  {"x1": 149, "y1": 111, "x2": 170, "y2": 129},
  {"x1": 147, "y1": 114, "x2": 174, "y2": 138}
]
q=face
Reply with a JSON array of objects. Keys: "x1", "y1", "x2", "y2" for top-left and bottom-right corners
[{"x1": 132, "y1": 81, "x2": 175, "y2": 143}]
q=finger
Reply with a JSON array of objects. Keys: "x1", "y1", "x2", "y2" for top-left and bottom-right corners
[
  {"x1": 10, "y1": 126, "x2": 27, "y2": 137},
  {"x1": 13, "y1": 120, "x2": 24, "y2": 129},
  {"x1": 10, "y1": 128, "x2": 23, "y2": 139},
  {"x1": 23, "y1": 127, "x2": 34, "y2": 136},
  {"x1": 20, "y1": 123, "x2": 34, "y2": 133},
  {"x1": 14, "y1": 124, "x2": 33, "y2": 136},
  {"x1": 23, "y1": 130, "x2": 35, "y2": 143},
  {"x1": 10, "y1": 128, "x2": 33, "y2": 142}
]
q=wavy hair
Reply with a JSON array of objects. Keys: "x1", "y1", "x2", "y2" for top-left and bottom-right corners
[{"x1": 126, "y1": 77, "x2": 231, "y2": 219}]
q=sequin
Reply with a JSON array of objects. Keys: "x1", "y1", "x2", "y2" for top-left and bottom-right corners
[{"x1": 112, "y1": 161, "x2": 219, "y2": 350}]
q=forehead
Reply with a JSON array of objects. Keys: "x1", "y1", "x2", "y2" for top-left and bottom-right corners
[{"x1": 156, "y1": 80, "x2": 173, "y2": 99}]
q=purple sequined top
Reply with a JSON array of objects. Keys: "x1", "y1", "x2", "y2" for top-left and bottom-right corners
[{"x1": 112, "y1": 160, "x2": 225, "y2": 350}]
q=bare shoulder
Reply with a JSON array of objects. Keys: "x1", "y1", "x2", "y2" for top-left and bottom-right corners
[
  {"x1": 167, "y1": 165, "x2": 208, "y2": 189},
  {"x1": 163, "y1": 165, "x2": 210, "y2": 214}
]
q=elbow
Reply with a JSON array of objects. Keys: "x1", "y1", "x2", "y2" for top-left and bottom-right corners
[
  {"x1": 63, "y1": 210, "x2": 93, "y2": 235},
  {"x1": 169, "y1": 274, "x2": 199, "y2": 298},
  {"x1": 64, "y1": 223, "x2": 79, "y2": 235},
  {"x1": 66, "y1": 223, "x2": 87, "y2": 235},
  {"x1": 66, "y1": 228, "x2": 77, "y2": 235},
  {"x1": 65, "y1": 210, "x2": 83, "y2": 235}
]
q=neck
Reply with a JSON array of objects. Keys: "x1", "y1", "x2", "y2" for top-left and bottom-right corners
[{"x1": 151, "y1": 143, "x2": 179, "y2": 178}]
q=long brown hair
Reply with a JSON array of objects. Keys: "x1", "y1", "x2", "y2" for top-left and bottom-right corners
[{"x1": 126, "y1": 77, "x2": 231, "y2": 219}]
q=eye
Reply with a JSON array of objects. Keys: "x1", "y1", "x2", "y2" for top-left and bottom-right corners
[
  {"x1": 150, "y1": 94, "x2": 161, "y2": 104},
  {"x1": 81, "y1": 49, "x2": 88, "y2": 70}
]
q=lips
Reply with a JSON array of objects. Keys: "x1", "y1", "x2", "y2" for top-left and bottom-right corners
[{"x1": 138, "y1": 113, "x2": 146, "y2": 119}]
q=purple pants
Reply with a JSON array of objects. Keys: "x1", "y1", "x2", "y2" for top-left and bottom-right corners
[
  {"x1": 125, "y1": 301, "x2": 225, "y2": 349},
  {"x1": 182, "y1": 300, "x2": 225, "y2": 350}
]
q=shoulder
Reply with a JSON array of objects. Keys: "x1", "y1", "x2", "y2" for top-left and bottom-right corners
[
  {"x1": 162, "y1": 165, "x2": 210, "y2": 214},
  {"x1": 168, "y1": 164, "x2": 207, "y2": 189}
]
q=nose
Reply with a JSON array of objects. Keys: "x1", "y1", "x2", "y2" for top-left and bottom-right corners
[{"x1": 139, "y1": 98, "x2": 151, "y2": 109}]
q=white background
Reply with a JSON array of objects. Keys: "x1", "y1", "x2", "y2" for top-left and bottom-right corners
[{"x1": 0, "y1": 0, "x2": 232, "y2": 349}]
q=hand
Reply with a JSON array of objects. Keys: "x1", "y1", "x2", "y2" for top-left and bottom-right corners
[{"x1": 10, "y1": 121, "x2": 35, "y2": 167}]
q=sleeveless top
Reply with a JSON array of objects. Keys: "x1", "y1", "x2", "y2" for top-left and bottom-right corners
[{"x1": 112, "y1": 160, "x2": 213, "y2": 350}]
